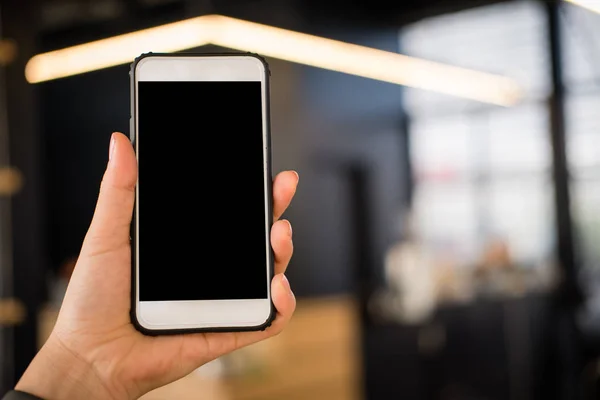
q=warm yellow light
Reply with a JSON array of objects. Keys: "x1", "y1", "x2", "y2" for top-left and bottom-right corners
[
  {"x1": 25, "y1": 17, "x2": 215, "y2": 83},
  {"x1": 25, "y1": 14, "x2": 522, "y2": 106},
  {"x1": 565, "y1": 0, "x2": 600, "y2": 14},
  {"x1": 210, "y1": 15, "x2": 521, "y2": 106}
]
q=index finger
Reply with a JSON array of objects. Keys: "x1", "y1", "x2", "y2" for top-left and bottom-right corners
[{"x1": 273, "y1": 171, "x2": 298, "y2": 221}]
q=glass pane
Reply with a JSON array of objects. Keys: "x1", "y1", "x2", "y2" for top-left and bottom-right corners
[
  {"x1": 395, "y1": 0, "x2": 555, "y2": 312},
  {"x1": 413, "y1": 182, "x2": 479, "y2": 264},
  {"x1": 487, "y1": 103, "x2": 551, "y2": 175},
  {"x1": 572, "y1": 181, "x2": 600, "y2": 270},
  {"x1": 401, "y1": 0, "x2": 550, "y2": 116},
  {"x1": 566, "y1": 93, "x2": 600, "y2": 174},
  {"x1": 562, "y1": 3, "x2": 600, "y2": 308},
  {"x1": 487, "y1": 178, "x2": 554, "y2": 266},
  {"x1": 566, "y1": 93, "x2": 600, "y2": 285},
  {"x1": 561, "y1": 2, "x2": 600, "y2": 90},
  {"x1": 411, "y1": 114, "x2": 472, "y2": 179}
]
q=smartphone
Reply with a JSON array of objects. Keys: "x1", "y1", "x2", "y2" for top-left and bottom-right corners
[{"x1": 130, "y1": 53, "x2": 274, "y2": 334}]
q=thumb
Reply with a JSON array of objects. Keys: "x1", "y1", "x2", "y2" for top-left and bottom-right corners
[{"x1": 82, "y1": 132, "x2": 137, "y2": 254}]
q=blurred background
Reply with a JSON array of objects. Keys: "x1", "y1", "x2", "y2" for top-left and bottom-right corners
[{"x1": 1, "y1": 0, "x2": 600, "y2": 398}]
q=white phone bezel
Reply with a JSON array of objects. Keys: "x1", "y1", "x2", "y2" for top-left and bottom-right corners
[{"x1": 134, "y1": 55, "x2": 272, "y2": 331}]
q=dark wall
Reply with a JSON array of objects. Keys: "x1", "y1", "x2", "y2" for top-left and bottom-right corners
[
  {"x1": 2, "y1": 0, "x2": 48, "y2": 389},
  {"x1": 40, "y1": 67, "x2": 130, "y2": 273},
  {"x1": 266, "y1": 29, "x2": 407, "y2": 295}
]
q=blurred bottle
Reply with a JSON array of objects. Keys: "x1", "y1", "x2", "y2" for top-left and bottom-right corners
[
  {"x1": 473, "y1": 236, "x2": 524, "y2": 297},
  {"x1": 382, "y1": 209, "x2": 437, "y2": 324}
]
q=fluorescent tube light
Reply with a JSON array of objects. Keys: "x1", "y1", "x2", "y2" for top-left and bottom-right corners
[{"x1": 25, "y1": 14, "x2": 521, "y2": 106}]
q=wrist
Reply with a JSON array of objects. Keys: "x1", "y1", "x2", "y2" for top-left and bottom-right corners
[{"x1": 15, "y1": 335, "x2": 120, "y2": 400}]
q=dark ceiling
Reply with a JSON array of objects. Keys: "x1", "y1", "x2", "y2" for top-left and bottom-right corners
[
  {"x1": 300, "y1": 0, "x2": 510, "y2": 25},
  {"x1": 34, "y1": 0, "x2": 510, "y2": 50}
]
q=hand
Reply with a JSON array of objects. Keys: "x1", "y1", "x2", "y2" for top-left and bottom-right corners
[{"x1": 15, "y1": 132, "x2": 298, "y2": 400}]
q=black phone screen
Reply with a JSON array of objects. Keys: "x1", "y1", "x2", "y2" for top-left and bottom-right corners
[{"x1": 137, "y1": 81, "x2": 269, "y2": 302}]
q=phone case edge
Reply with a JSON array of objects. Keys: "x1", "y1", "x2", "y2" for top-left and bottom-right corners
[{"x1": 129, "y1": 52, "x2": 276, "y2": 336}]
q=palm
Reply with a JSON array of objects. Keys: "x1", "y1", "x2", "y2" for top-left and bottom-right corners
[{"x1": 49, "y1": 133, "x2": 298, "y2": 399}]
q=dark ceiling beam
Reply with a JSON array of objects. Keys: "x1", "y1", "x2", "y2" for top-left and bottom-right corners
[
  {"x1": 122, "y1": 0, "x2": 142, "y2": 14},
  {"x1": 298, "y1": 0, "x2": 511, "y2": 27},
  {"x1": 39, "y1": 0, "x2": 127, "y2": 30},
  {"x1": 38, "y1": 0, "x2": 187, "y2": 51}
]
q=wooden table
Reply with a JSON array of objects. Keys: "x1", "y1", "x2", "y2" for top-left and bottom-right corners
[{"x1": 40, "y1": 296, "x2": 362, "y2": 400}]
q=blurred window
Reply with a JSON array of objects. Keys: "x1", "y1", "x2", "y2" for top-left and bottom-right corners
[
  {"x1": 400, "y1": 1, "x2": 555, "y2": 269},
  {"x1": 562, "y1": 3, "x2": 600, "y2": 277}
]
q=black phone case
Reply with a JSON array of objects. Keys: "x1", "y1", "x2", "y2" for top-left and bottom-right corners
[{"x1": 129, "y1": 52, "x2": 276, "y2": 335}]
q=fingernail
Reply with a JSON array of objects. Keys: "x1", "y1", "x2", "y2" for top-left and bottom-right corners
[
  {"x1": 285, "y1": 220, "x2": 293, "y2": 237},
  {"x1": 279, "y1": 274, "x2": 291, "y2": 293},
  {"x1": 109, "y1": 133, "x2": 117, "y2": 164},
  {"x1": 292, "y1": 171, "x2": 299, "y2": 183}
]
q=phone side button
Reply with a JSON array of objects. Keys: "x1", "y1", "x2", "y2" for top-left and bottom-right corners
[{"x1": 129, "y1": 117, "x2": 135, "y2": 146}]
